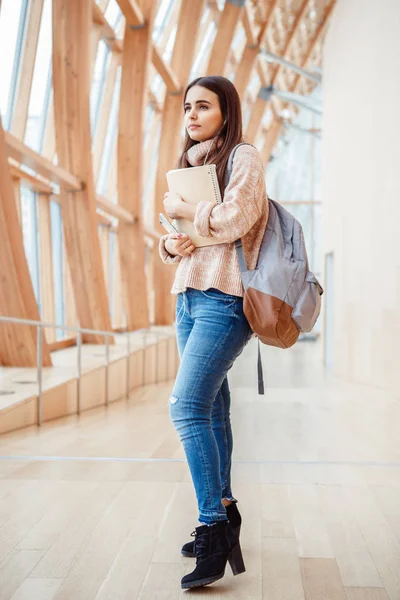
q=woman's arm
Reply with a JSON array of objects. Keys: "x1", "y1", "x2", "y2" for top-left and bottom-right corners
[{"x1": 193, "y1": 145, "x2": 266, "y2": 244}]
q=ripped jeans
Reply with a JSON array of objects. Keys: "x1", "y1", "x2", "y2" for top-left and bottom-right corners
[{"x1": 169, "y1": 288, "x2": 252, "y2": 525}]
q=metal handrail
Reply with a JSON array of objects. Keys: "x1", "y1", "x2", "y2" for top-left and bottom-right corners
[{"x1": 0, "y1": 315, "x2": 174, "y2": 426}]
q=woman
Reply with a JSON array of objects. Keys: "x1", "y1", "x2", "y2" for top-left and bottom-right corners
[{"x1": 159, "y1": 75, "x2": 269, "y2": 589}]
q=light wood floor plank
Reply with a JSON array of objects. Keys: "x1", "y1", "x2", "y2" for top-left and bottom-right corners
[
  {"x1": 9, "y1": 577, "x2": 63, "y2": 600},
  {"x1": 318, "y1": 485, "x2": 382, "y2": 587},
  {"x1": 289, "y1": 485, "x2": 334, "y2": 558},
  {"x1": 261, "y1": 483, "x2": 295, "y2": 538},
  {"x1": 16, "y1": 481, "x2": 98, "y2": 550},
  {"x1": 0, "y1": 481, "x2": 72, "y2": 564},
  {"x1": 300, "y1": 558, "x2": 347, "y2": 600},
  {"x1": 0, "y1": 549, "x2": 45, "y2": 600},
  {"x1": 31, "y1": 482, "x2": 124, "y2": 578},
  {"x1": 151, "y1": 482, "x2": 197, "y2": 564},
  {"x1": 343, "y1": 486, "x2": 400, "y2": 599},
  {"x1": 262, "y1": 537, "x2": 305, "y2": 600},
  {"x1": 371, "y1": 485, "x2": 400, "y2": 546},
  {"x1": 345, "y1": 587, "x2": 390, "y2": 599},
  {"x1": 137, "y1": 562, "x2": 186, "y2": 599},
  {"x1": 95, "y1": 537, "x2": 157, "y2": 600}
]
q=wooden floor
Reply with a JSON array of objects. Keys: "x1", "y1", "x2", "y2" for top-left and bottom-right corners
[{"x1": 0, "y1": 337, "x2": 400, "y2": 599}]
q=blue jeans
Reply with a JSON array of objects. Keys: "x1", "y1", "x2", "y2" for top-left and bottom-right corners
[{"x1": 169, "y1": 288, "x2": 252, "y2": 525}]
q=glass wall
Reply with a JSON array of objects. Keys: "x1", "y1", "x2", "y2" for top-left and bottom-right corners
[
  {"x1": 50, "y1": 200, "x2": 65, "y2": 339},
  {"x1": 20, "y1": 187, "x2": 41, "y2": 307},
  {"x1": 0, "y1": 0, "x2": 29, "y2": 126}
]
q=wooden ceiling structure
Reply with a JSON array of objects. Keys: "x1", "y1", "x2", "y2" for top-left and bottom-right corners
[{"x1": 0, "y1": 0, "x2": 336, "y2": 367}]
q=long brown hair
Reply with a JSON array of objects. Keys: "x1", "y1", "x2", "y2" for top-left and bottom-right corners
[{"x1": 177, "y1": 76, "x2": 243, "y2": 193}]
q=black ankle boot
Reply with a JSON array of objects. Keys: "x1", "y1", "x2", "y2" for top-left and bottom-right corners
[
  {"x1": 181, "y1": 520, "x2": 245, "y2": 589},
  {"x1": 181, "y1": 501, "x2": 242, "y2": 558}
]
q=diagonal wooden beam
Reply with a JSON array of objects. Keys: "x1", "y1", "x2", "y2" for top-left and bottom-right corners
[
  {"x1": 152, "y1": 45, "x2": 181, "y2": 93},
  {"x1": 246, "y1": 0, "x2": 311, "y2": 142},
  {"x1": 270, "y1": 0, "x2": 310, "y2": 85},
  {"x1": 96, "y1": 196, "x2": 135, "y2": 223},
  {"x1": 4, "y1": 131, "x2": 81, "y2": 189},
  {"x1": 92, "y1": 1, "x2": 123, "y2": 52},
  {"x1": 117, "y1": 0, "x2": 157, "y2": 330},
  {"x1": 0, "y1": 116, "x2": 52, "y2": 367},
  {"x1": 242, "y1": 3, "x2": 257, "y2": 47},
  {"x1": 261, "y1": 0, "x2": 337, "y2": 163},
  {"x1": 292, "y1": 0, "x2": 337, "y2": 93},
  {"x1": 53, "y1": 0, "x2": 112, "y2": 344},
  {"x1": 207, "y1": 0, "x2": 246, "y2": 76},
  {"x1": 235, "y1": 0, "x2": 279, "y2": 100},
  {"x1": 91, "y1": 1, "x2": 182, "y2": 96},
  {"x1": 115, "y1": 0, "x2": 143, "y2": 27}
]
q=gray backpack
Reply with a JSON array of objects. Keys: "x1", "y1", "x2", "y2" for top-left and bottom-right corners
[{"x1": 226, "y1": 144, "x2": 324, "y2": 393}]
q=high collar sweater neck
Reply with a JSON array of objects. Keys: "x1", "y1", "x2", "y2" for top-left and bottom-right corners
[{"x1": 186, "y1": 138, "x2": 218, "y2": 167}]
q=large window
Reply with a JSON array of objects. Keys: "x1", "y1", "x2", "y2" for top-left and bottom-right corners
[
  {"x1": 25, "y1": 0, "x2": 53, "y2": 151},
  {"x1": 104, "y1": 0, "x2": 122, "y2": 28},
  {"x1": 0, "y1": 0, "x2": 29, "y2": 126},
  {"x1": 90, "y1": 40, "x2": 111, "y2": 136},
  {"x1": 20, "y1": 187, "x2": 41, "y2": 307},
  {"x1": 97, "y1": 66, "x2": 122, "y2": 195},
  {"x1": 153, "y1": 0, "x2": 175, "y2": 44},
  {"x1": 50, "y1": 200, "x2": 65, "y2": 339}
]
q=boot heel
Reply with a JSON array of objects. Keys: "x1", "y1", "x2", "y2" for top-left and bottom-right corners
[{"x1": 228, "y1": 542, "x2": 246, "y2": 576}]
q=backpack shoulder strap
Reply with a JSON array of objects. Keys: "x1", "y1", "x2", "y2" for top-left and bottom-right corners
[
  {"x1": 224, "y1": 143, "x2": 256, "y2": 189},
  {"x1": 226, "y1": 144, "x2": 266, "y2": 396}
]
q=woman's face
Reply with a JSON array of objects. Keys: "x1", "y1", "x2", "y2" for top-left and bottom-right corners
[{"x1": 184, "y1": 85, "x2": 224, "y2": 142}]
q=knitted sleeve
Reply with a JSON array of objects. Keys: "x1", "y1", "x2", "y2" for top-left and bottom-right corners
[
  {"x1": 193, "y1": 145, "x2": 266, "y2": 243},
  {"x1": 158, "y1": 235, "x2": 182, "y2": 265}
]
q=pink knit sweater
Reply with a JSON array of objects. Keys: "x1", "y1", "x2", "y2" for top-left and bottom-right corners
[{"x1": 159, "y1": 139, "x2": 269, "y2": 297}]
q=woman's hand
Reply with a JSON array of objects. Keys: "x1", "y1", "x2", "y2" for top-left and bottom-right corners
[
  {"x1": 163, "y1": 192, "x2": 196, "y2": 221},
  {"x1": 163, "y1": 192, "x2": 185, "y2": 220},
  {"x1": 165, "y1": 232, "x2": 195, "y2": 257}
]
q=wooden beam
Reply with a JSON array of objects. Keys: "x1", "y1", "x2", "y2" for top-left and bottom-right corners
[
  {"x1": 9, "y1": 163, "x2": 53, "y2": 195},
  {"x1": 207, "y1": 0, "x2": 245, "y2": 76},
  {"x1": 92, "y1": 1, "x2": 181, "y2": 94},
  {"x1": 264, "y1": 1, "x2": 337, "y2": 159},
  {"x1": 235, "y1": 0, "x2": 278, "y2": 101},
  {"x1": 152, "y1": 45, "x2": 181, "y2": 93},
  {"x1": 117, "y1": 0, "x2": 156, "y2": 330},
  {"x1": 242, "y1": 4, "x2": 257, "y2": 47},
  {"x1": 0, "y1": 115, "x2": 52, "y2": 367},
  {"x1": 260, "y1": 117, "x2": 282, "y2": 164},
  {"x1": 153, "y1": 0, "x2": 206, "y2": 325},
  {"x1": 53, "y1": 0, "x2": 113, "y2": 343},
  {"x1": 97, "y1": 195, "x2": 135, "y2": 223},
  {"x1": 11, "y1": 0, "x2": 45, "y2": 139},
  {"x1": 246, "y1": 0, "x2": 310, "y2": 143},
  {"x1": 115, "y1": 0, "x2": 144, "y2": 26},
  {"x1": 257, "y1": 0, "x2": 280, "y2": 46},
  {"x1": 92, "y1": 0, "x2": 123, "y2": 52},
  {"x1": 4, "y1": 131, "x2": 81, "y2": 190},
  {"x1": 270, "y1": 0, "x2": 310, "y2": 85},
  {"x1": 9, "y1": 162, "x2": 133, "y2": 228},
  {"x1": 292, "y1": 0, "x2": 337, "y2": 93}
]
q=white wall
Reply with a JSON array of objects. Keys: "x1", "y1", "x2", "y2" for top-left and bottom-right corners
[{"x1": 322, "y1": 0, "x2": 400, "y2": 392}]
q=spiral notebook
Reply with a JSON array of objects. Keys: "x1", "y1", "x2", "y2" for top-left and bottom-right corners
[{"x1": 166, "y1": 164, "x2": 224, "y2": 247}]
